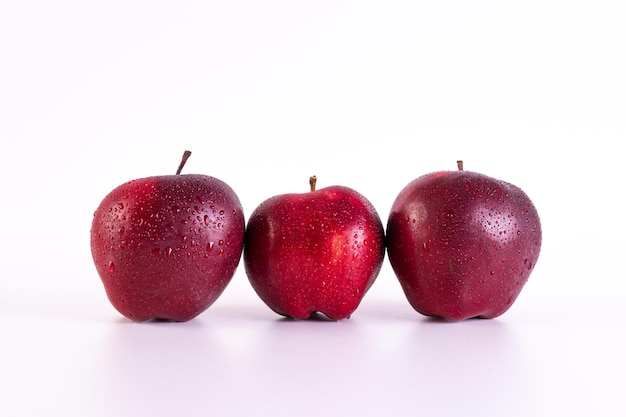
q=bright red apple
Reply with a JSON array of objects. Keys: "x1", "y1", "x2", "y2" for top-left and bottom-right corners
[
  {"x1": 243, "y1": 176, "x2": 385, "y2": 320},
  {"x1": 386, "y1": 161, "x2": 542, "y2": 321},
  {"x1": 90, "y1": 151, "x2": 245, "y2": 322}
]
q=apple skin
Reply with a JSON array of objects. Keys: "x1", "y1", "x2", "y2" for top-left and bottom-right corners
[
  {"x1": 90, "y1": 174, "x2": 245, "y2": 322},
  {"x1": 243, "y1": 182, "x2": 385, "y2": 320},
  {"x1": 386, "y1": 167, "x2": 541, "y2": 321}
]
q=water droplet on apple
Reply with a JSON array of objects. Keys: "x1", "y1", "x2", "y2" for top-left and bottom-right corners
[
  {"x1": 219, "y1": 209, "x2": 225, "y2": 215},
  {"x1": 163, "y1": 247, "x2": 173, "y2": 259},
  {"x1": 490, "y1": 270, "x2": 495, "y2": 275},
  {"x1": 204, "y1": 215, "x2": 210, "y2": 226},
  {"x1": 118, "y1": 226, "x2": 125, "y2": 235},
  {"x1": 207, "y1": 241, "x2": 215, "y2": 252},
  {"x1": 218, "y1": 240, "x2": 224, "y2": 246},
  {"x1": 423, "y1": 242, "x2": 430, "y2": 252},
  {"x1": 108, "y1": 261, "x2": 115, "y2": 273}
]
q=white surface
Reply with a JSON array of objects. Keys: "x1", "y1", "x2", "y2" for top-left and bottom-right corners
[{"x1": 1, "y1": 1, "x2": 625, "y2": 416}]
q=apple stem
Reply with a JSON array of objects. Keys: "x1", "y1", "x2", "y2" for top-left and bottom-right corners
[
  {"x1": 309, "y1": 175, "x2": 317, "y2": 192},
  {"x1": 176, "y1": 150, "x2": 192, "y2": 175},
  {"x1": 457, "y1": 160, "x2": 464, "y2": 171}
]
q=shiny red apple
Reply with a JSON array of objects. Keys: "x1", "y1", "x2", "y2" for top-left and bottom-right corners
[
  {"x1": 386, "y1": 161, "x2": 542, "y2": 320},
  {"x1": 90, "y1": 151, "x2": 245, "y2": 322},
  {"x1": 244, "y1": 176, "x2": 385, "y2": 320}
]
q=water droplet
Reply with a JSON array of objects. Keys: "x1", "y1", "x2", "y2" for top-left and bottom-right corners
[
  {"x1": 163, "y1": 247, "x2": 173, "y2": 259},
  {"x1": 207, "y1": 241, "x2": 215, "y2": 252},
  {"x1": 118, "y1": 226, "x2": 125, "y2": 235},
  {"x1": 219, "y1": 209, "x2": 225, "y2": 215},
  {"x1": 204, "y1": 215, "x2": 210, "y2": 226},
  {"x1": 490, "y1": 270, "x2": 495, "y2": 275},
  {"x1": 108, "y1": 261, "x2": 115, "y2": 273},
  {"x1": 118, "y1": 203, "x2": 124, "y2": 210},
  {"x1": 423, "y1": 242, "x2": 430, "y2": 252},
  {"x1": 218, "y1": 240, "x2": 224, "y2": 246}
]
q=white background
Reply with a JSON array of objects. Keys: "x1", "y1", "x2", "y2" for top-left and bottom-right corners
[{"x1": 1, "y1": 1, "x2": 624, "y2": 416}]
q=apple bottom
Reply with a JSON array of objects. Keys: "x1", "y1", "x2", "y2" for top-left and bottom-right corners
[
  {"x1": 253, "y1": 260, "x2": 378, "y2": 320},
  {"x1": 397, "y1": 270, "x2": 527, "y2": 321},
  {"x1": 388, "y1": 228, "x2": 537, "y2": 321},
  {"x1": 103, "y1": 264, "x2": 233, "y2": 322}
]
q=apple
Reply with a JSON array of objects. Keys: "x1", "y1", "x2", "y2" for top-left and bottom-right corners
[
  {"x1": 90, "y1": 151, "x2": 245, "y2": 322},
  {"x1": 243, "y1": 176, "x2": 385, "y2": 320},
  {"x1": 386, "y1": 161, "x2": 542, "y2": 320}
]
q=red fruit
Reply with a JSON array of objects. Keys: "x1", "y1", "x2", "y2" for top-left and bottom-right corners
[
  {"x1": 386, "y1": 161, "x2": 542, "y2": 320},
  {"x1": 244, "y1": 176, "x2": 385, "y2": 320},
  {"x1": 90, "y1": 151, "x2": 245, "y2": 321}
]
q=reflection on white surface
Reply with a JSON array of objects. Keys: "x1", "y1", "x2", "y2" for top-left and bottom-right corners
[{"x1": 87, "y1": 303, "x2": 530, "y2": 417}]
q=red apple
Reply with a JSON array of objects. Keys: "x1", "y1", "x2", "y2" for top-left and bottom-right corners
[
  {"x1": 386, "y1": 161, "x2": 542, "y2": 320},
  {"x1": 243, "y1": 176, "x2": 385, "y2": 320},
  {"x1": 90, "y1": 151, "x2": 245, "y2": 322}
]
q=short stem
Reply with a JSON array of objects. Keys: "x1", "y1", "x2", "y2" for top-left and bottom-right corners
[
  {"x1": 457, "y1": 160, "x2": 464, "y2": 171},
  {"x1": 176, "y1": 150, "x2": 192, "y2": 175},
  {"x1": 309, "y1": 175, "x2": 317, "y2": 192}
]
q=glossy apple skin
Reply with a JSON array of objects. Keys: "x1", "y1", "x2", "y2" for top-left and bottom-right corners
[
  {"x1": 244, "y1": 186, "x2": 385, "y2": 320},
  {"x1": 90, "y1": 174, "x2": 245, "y2": 322},
  {"x1": 386, "y1": 170, "x2": 541, "y2": 320}
]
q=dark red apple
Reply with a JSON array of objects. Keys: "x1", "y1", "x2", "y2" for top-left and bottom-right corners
[
  {"x1": 386, "y1": 161, "x2": 542, "y2": 320},
  {"x1": 243, "y1": 176, "x2": 385, "y2": 320},
  {"x1": 90, "y1": 151, "x2": 245, "y2": 322}
]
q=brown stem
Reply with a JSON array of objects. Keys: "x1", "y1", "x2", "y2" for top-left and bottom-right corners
[
  {"x1": 176, "y1": 150, "x2": 192, "y2": 175},
  {"x1": 309, "y1": 175, "x2": 317, "y2": 192},
  {"x1": 457, "y1": 160, "x2": 464, "y2": 171}
]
